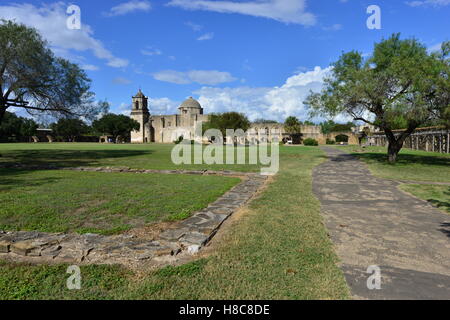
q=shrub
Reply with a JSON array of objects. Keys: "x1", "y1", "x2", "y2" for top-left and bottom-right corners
[
  {"x1": 304, "y1": 138, "x2": 319, "y2": 146},
  {"x1": 174, "y1": 136, "x2": 184, "y2": 144},
  {"x1": 326, "y1": 139, "x2": 336, "y2": 145}
]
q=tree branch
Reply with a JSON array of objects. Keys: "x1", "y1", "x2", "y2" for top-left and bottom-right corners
[
  {"x1": 390, "y1": 80, "x2": 412, "y2": 102},
  {"x1": 353, "y1": 117, "x2": 377, "y2": 126},
  {"x1": 11, "y1": 104, "x2": 77, "y2": 115}
]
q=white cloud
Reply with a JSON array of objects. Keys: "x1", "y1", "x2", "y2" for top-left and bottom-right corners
[
  {"x1": 322, "y1": 24, "x2": 342, "y2": 31},
  {"x1": 185, "y1": 21, "x2": 203, "y2": 31},
  {"x1": 429, "y1": 42, "x2": 443, "y2": 52},
  {"x1": 153, "y1": 70, "x2": 191, "y2": 84},
  {"x1": 118, "y1": 102, "x2": 132, "y2": 116},
  {"x1": 406, "y1": 0, "x2": 450, "y2": 6},
  {"x1": 81, "y1": 64, "x2": 99, "y2": 71},
  {"x1": 0, "y1": 2, "x2": 128, "y2": 68},
  {"x1": 141, "y1": 47, "x2": 163, "y2": 56},
  {"x1": 106, "y1": 1, "x2": 152, "y2": 17},
  {"x1": 152, "y1": 70, "x2": 237, "y2": 85},
  {"x1": 112, "y1": 77, "x2": 132, "y2": 85},
  {"x1": 185, "y1": 21, "x2": 213, "y2": 41},
  {"x1": 148, "y1": 97, "x2": 181, "y2": 115},
  {"x1": 114, "y1": 97, "x2": 180, "y2": 116},
  {"x1": 168, "y1": 0, "x2": 316, "y2": 26},
  {"x1": 115, "y1": 67, "x2": 356, "y2": 123},
  {"x1": 194, "y1": 66, "x2": 332, "y2": 122},
  {"x1": 189, "y1": 70, "x2": 236, "y2": 84},
  {"x1": 197, "y1": 32, "x2": 214, "y2": 41}
]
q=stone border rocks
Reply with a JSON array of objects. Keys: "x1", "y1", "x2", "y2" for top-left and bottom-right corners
[
  {"x1": 0, "y1": 163, "x2": 258, "y2": 177},
  {"x1": 0, "y1": 167, "x2": 267, "y2": 268}
]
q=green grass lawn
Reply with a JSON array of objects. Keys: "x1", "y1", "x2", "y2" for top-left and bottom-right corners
[
  {"x1": 335, "y1": 145, "x2": 450, "y2": 215},
  {"x1": 400, "y1": 184, "x2": 450, "y2": 214},
  {"x1": 0, "y1": 142, "x2": 261, "y2": 172},
  {"x1": 0, "y1": 145, "x2": 350, "y2": 300},
  {"x1": 0, "y1": 169, "x2": 239, "y2": 235},
  {"x1": 337, "y1": 145, "x2": 450, "y2": 183}
]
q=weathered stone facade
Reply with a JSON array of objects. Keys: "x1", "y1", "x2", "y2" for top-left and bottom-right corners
[
  {"x1": 130, "y1": 90, "x2": 208, "y2": 144},
  {"x1": 130, "y1": 89, "x2": 360, "y2": 145}
]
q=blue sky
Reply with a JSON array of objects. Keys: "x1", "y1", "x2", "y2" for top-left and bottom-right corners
[{"x1": 1, "y1": 0, "x2": 449, "y2": 122}]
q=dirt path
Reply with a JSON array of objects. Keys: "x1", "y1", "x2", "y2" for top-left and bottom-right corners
[{"x1": 313, "y1": 147, "x2": 450, "y2": 300}]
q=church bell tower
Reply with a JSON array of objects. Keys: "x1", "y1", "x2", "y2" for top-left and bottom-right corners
[{"x1": 130, "y1": 89, "x2": 150, "y2": 143}]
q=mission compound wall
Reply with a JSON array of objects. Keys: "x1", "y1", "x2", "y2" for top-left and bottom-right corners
[{"x1": 129, "y1": 90, "x2": 359, "y2": 145}]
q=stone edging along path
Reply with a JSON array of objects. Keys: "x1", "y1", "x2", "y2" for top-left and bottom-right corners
[{"x1": 0, "y1": 166, "x2": 268, "y2": 267}]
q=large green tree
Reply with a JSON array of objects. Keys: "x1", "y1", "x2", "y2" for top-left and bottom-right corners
[
  {"x1": 305, "y1": 34, "x2": 450, "y2": 163},
  {"x1": 203, "y1": 112, "x2": 251, "y2": 137},
  {"x1": 284, "y1": 116, "x2": 303, "y2": 144},
  {"x1": 253, "y1": 119, "x2": 279, "y2": 124},
  {"x1": 50, "y1": 118, "x2": 89, "y2": 142},
  {"x1": 0, "y1": 20, "x2": 107, "y2": 125},
  {"x1": 284, "y1": 116, "x2": 302, "y2": 133},
  {"x1": 320, "y1": 120, "x2": 355, "y2": 134},
  {"x1": 0, "y1": 111, "x2": 38, "y2": 142},
  {"x1": 92, "y1": 114, "x2": 139, "y2": 142}
]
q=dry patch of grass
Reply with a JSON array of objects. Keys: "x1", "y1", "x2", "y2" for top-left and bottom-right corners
[
  {"x1": 0, "y1": 146, "x2": 350, "y2": 300},
  {"x1": 0, "y1": 169, "x2": 239, "y2": 235}
]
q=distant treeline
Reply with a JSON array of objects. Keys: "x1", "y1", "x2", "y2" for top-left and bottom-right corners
[{"x1": 0, "y1": 111, "x2": 139, "y2": 143}]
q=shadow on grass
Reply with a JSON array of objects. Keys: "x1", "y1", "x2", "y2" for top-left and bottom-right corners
[
  {"x1": 428, "y1": 188, "x2": 450, "y2": 214},
  {"x1": 0, "y1": 169, "x2": 63, "y2": 192},
  {"x1": 331, "y1": 153, "x2": 361, "y2": 163},
  {"x1": 352, "y1": 152, "x2": 450, "y2": 167},
  {"x1": 0, "y1": 149, "x2": 152, "y2": 168}
]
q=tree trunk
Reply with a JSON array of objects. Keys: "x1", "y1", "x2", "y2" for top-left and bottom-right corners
[
  {"x1": 387, "y1": 141, "x2": 402, "y2": 164},
  {"x1": 384, "y1": 126, "x2": 416, "y2": 164},
  {"x1": 0, "y1": 104, "x2": 5, "y2": 156},
  {"x1": 0, "y1": 104, "x2": 6, "y2": 125}
]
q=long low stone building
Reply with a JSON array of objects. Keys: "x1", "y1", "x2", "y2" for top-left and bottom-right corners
[
  {"x1": 130, "y1": 89, "x2": 359, "y2": 145},
  {"x1": 369, "y1": 126, "x2": 450, "y2": 153}
]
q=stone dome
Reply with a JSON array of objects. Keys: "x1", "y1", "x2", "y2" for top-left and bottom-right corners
[{"x1": 179, "y1": 97, "x2": 201, "y2": 109}]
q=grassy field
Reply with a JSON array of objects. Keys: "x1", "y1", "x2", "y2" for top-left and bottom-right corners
[
  {"x1": 0, "y1": 169, "x2": 239, "y2": 235},
  {"x1": 0, "y1": 144, "x2": 350, "y2": 299},
  {"x1": 400, "y1": 184, "x2": 450, "y2": 214},
  {"x1": 337, "y1": 145, "x2": 450, "y2": 183},
  {"x1": 336, "y1": 145, "x2": 450, "y2": 214},
  {"x1": 0, "y1": 143, "x2": 261, "y2": 172}
]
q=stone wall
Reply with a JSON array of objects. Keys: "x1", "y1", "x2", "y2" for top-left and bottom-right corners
[
  {"x1": 152, "y1": 114, "x2": 208, "y2": 143},
  {"x1": 369, "y1": 127, "x2": 450, "y2": 153},
  {"x1": 324, "y1": 131, "x2": 360, "y2": 145},
  {"x1": 133, "y1": 114, "x2": 360, "y2": 146}
]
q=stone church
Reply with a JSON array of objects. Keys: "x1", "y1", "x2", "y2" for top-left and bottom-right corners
[
  {"x1": 130, "y1": 89, "x2": 359, "y2": 145},
  {"x1": 130, "y1": 89, "x2": 209, "y2": 143}
]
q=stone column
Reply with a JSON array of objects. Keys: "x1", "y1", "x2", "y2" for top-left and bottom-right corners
[{"x1": 447, "y1": 132, "x2": 450, "y2": 154}]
